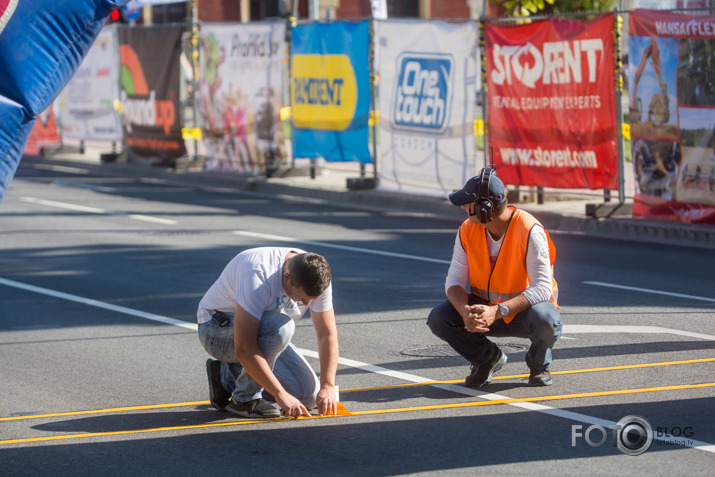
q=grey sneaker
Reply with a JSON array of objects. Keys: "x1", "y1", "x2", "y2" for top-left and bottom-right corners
[
  {"x1": 206, "y1": 359, "x2": 231, "y2": 410},
  {"x1": 226, "y1": 398, "x2": 281, "y2": 419},
  {"x1": 465, "y1": 347, "x2": 507, "y2": 388},
  {"x1": 525, "y1": 354, "x2": 553, "y2": 386}
]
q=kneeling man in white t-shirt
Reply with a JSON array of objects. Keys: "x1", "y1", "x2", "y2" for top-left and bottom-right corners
[{"x1": 197, "y1": 247, "x2": 338, "y2": 419}]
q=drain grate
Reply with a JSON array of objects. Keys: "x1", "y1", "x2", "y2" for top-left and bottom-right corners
[{"x1": 390, "y1": 343, "x2": 529, "y2": 358}]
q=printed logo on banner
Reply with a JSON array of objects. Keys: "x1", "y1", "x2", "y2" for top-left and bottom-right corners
[
  {"x1": 291, "y1": 54, "x2": 358, "y2": 131},
  {"x1": 393, "y1": 53, "x2": 454, "y2": 132},
  {"x1": 119, "y1": 44, "x2": 175, "y2": 136},
  {"x1": 490, "y1": 40, "x2": 604, "y2": 88}
]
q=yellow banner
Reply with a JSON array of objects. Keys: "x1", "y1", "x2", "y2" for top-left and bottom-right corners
[{"x1": 181, "y1": 128, "x2": 202, "y2": 140}]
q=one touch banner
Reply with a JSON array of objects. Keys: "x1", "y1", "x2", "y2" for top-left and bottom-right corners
[
  {"x1": 485, "y1": 13, "x2": 617, "y2": 190},
  {"x1": 376, "y1": 20, "x2": 478, "y2": 197},
  {"x1": 629, "y1": 9, "x2": 715, "y2": 224}
]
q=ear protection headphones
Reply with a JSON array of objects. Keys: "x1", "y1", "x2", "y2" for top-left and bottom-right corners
[{"x1": 471, "y1": 167, "x2": 496, "y2": 223}]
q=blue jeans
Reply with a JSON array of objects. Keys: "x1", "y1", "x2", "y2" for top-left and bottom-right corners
[
  {"x1": 427, "y1": 296, "x2": 562, "y2": 371},
  {"x1": 198, "y1": 311, "x2": 319, "y2": 407}
]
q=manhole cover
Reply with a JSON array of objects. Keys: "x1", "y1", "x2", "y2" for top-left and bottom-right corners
[{"x1": 390, "y1": 343, "x2": 529, "y2": 358}]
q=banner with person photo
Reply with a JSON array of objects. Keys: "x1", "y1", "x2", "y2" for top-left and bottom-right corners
[
  {"x1": 198, "y1": 21, "x2": 286, "y2": 175},
  {"x1": 376, "y1": 20, "x2": 478, "y2": 197},
  {"x1": 290, "y1": 20, "x2": 371, "y2": 163},
  {"x1": 629, "y1": 9, "x2": 715, "y2": 224},
  {"x1": 485, "y1": 13, "x2": 617, "y2": 190}
]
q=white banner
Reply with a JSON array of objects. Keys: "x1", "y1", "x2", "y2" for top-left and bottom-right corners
[
  {"x1": 371, "y1": 0, "x2": 387, "y2": 19},
  {"x1": 199, "y1": 21, "x2": 286, "y2": 174},
  {"x1": 376, "y1": 20, "x2": 477, "y2": 197},
  {"x1": 55, "y1": 26, "x2": 121, "y2": 142}
]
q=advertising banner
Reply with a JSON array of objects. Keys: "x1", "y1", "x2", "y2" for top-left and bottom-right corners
[
  {"x1": 629, "y1": 9, "x2": 715, "y2": 224},
  {"x1": 199, "y1": 21, "x2": 286, "y2": 174},
  {"x1": 376, "y1": 20, "x2": 477, "y2": 196},
  {"x1": 56, "y1": 26, "x2": 121, "y2": 142},
  {"x1": 485, "y1": 13, "x2": 617, "y2": 190},
  {"x1": 117, "y1": 24, "x2": 186, "y2": 163},
  {"x1": 290, "y1": 20, "x2": 371, "y2": 163}
]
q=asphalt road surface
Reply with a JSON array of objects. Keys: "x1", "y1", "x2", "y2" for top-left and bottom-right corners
[{"x1": 1, "y1": 159, "x2": 714, "y2": 475}]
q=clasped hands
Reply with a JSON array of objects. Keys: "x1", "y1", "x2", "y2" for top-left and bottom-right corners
[{"x1": 462, "y1": 304, "x2": 497, "y2": 333}]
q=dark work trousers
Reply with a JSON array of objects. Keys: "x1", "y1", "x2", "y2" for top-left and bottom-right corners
[{"x1": 427, "y1": 294, "x2": 562, "y2": 371}]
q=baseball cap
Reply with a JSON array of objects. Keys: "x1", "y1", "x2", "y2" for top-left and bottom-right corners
[{"x1": 448, "y1": 169, "x2": 507, "y2": 207}]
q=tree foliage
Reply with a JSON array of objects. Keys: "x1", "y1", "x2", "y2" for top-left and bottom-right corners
[{"x1": 492, "y1": 0, "x2": 619, "y2": 17}]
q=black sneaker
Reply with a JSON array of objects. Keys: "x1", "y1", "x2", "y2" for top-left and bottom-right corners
[
  {"x1": 465, "y1": 347, "x2": 507, "y2": 388},
  {"x1": 525, "y1": 354, "x2": 553, "y2": 386},
  {"x1": 206, "y1": 359, "x2": 231, "y2": 410},
  {"x1": 226, "y1": 398, "x2": 281, "y2": 419}
]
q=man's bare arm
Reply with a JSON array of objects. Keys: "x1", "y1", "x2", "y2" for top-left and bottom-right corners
[{"x1": 311, "y1": 308, "x2": 339, "y2": 415}]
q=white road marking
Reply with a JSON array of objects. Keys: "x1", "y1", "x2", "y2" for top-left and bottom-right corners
[
  {"x1": 32, "y1": 163, "x2": 90, "y2": 175},
  {"x1": 51, "y1": 181, "x2": 118, "y2": 193},
  {"x1": 0, "y1": 277, "x2": 194, "y2": 330},
  {"x1": 585, "y1": 281, "x2": 715, "y2": 303},
  {"x1": 233, "y1": 230, "x2": 451, "y2": 265},
  {"x1": 21, "y1": 196, "x2": 105, "y2": 214},
  {"x1": 564, "y1": 324, "x2": 715, "y2": 341},
  {"x1": 20, "y1": 197, "x2": 177, "y2": 225},
  {"x1": 1, "y1": 276, "x2": 713, "y2": 453}
]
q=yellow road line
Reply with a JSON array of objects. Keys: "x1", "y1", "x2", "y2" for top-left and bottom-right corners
[
  {"x1": 1, "y1": 382, "x2": 713, "y2": 446},
  {"x1": 2, "y1": 357, "x2": 712, "y2": 423},
  {"x1": 340, "y1": 357, "x2": 715, "y2": 393},
  {"x1": 0, "y1": 401, "x2": 209, "y2": 422},
  {"x1": 347, "y1": 382, "x2": 715, "y2": 415},
  {"x1": 0, "y1": 416, "x2": 291, "y2": 445}
]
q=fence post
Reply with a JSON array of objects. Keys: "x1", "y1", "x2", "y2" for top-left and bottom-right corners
[
  {"x1": 369, "y1": 19, "x2": 378, "y2": 183},
  {"x1": 614, "y1": 10, "x2": 626, "y2": 204},
  {"x1": 479, "y1": 17, "x2": 489, "y2": 169},
  {"x1": 190, "y1": 0, "x2": 199, "y2": 161}
]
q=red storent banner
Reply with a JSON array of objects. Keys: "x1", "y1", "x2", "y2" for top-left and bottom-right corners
[{"x1": 485, "y1": 13, "x2": 617, "y2": 190}]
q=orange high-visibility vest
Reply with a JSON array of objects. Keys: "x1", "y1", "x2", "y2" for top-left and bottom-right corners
[{"x1": 459, "y1": 207, "x2": 559, "y2": 323}]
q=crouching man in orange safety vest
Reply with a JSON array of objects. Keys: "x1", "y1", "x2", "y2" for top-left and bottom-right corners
[{"x1": 427, "y1": 167, "x2": 562, "y2": 387}]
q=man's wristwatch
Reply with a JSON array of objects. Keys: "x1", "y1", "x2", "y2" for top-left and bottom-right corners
[{"x1": 497, "y1": 303, "x2": 509, "y2": 319}]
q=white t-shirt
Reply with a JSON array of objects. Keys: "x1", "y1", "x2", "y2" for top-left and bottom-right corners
[{"x1": 197, "y1": 247, "x2": 333, "y2": 324}]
